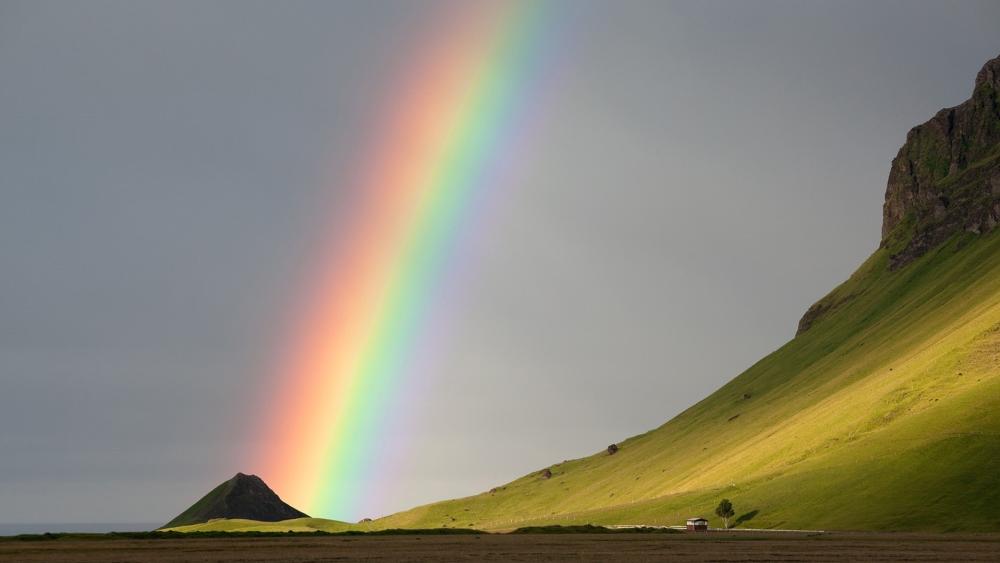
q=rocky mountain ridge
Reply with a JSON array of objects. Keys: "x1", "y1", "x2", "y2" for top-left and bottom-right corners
[
  {"x1": 799, "y1": 53, "x2": 1000, "y2": 334},
  {"x1": 882, "y1": 54, "x2": 1000, "y2": 265}
]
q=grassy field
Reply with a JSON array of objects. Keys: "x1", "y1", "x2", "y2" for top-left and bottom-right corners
[
  {"x1": 163, "y1": 518, "x2": 355, "y2": 533},
  {"x1": 178, "y1": 227, "x2": 1000, "y2": 533},
  {"x1": 367, "y1": 230, "x2": 1000, "y2": 531}
]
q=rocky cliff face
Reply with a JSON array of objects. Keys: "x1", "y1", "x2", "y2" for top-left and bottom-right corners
[
  {"x1": 881, "y1": 54, "x2": 1000, "y2": 270},
  {"x1": 798, "y1": 54, "x2": 1000, "y2": 336}
]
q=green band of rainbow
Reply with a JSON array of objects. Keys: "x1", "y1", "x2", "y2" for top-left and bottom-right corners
[{"x1": 257, "y1": 0, "x2": 561, "y2": 520}]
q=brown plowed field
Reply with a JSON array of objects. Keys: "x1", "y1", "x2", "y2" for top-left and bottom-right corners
[{"x1": 3, "y1": 532, "x2": 1000, "y2": 562}]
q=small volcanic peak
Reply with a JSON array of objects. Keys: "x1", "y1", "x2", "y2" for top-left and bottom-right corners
[{"x1": 162, "y1": 473, "x2": 308, "y2": 529}]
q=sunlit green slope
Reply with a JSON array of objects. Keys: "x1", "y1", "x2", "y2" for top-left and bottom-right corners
[
  {"x1": 181, "y1": 55, "x2": 1000, "y2": 534},
  {"x1": 175, "y1": 227, "x2": 1000, "y2": 533},
  {"x1": 374, "y1": 229, "x2": 1000, "y2": 532},
  {"x1": 366, "y1": 53, "x2": 1000, "y2": 534}
]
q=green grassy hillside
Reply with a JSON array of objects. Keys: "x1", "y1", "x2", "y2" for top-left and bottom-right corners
[
  {"x1": 181, "y1": 55, "x2": 1000, "y2": 534},
  {"x1": 186, "y1": 228, "x2": 1000, "y2": 534},
  {"x1": 162, "y1": 517, "x2": 355, "y2": 533},
  {"x1": 355, "y1": 54, "x2": 1000, "y2": 533},
  {"x1": 369, "y1": 229, "x2": 1000, "y2": 532}
]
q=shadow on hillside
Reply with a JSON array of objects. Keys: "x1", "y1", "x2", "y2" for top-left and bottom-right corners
[{"x1": 733, "y1": 510, "x2": 759, "y2": 528}]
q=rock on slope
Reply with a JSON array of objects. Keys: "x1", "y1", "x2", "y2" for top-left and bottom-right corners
[{"x1": 162, "y1": 473, "x2": 308, "y2": 529}]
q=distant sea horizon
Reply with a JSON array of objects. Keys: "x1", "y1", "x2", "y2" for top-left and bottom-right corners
[{"x1": 0, "y1": 522, "x2": 160, "y2": 536}]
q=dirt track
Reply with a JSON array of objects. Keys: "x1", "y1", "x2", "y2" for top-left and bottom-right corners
[{"x1": 2, "y1": 532, "x2": 999, "y2": 562}]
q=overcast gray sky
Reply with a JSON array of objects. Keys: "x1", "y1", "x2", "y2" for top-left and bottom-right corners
[{"x1": 1, "y1": 0, "x2": 998, "y2": 526}]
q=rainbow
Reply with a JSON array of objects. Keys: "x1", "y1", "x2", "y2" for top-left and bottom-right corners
[{"x1": 256, "y1": 1, "x2": 563, "y2": 520}]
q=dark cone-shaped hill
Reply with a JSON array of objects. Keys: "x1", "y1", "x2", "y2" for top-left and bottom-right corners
[{"x1": 162, "y1": 473, "x2": 308, "y2": 529}]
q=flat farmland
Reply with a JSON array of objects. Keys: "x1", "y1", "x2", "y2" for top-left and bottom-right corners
[{"x1": 2, "y1": 532, "x2": 999, "y2": 562}]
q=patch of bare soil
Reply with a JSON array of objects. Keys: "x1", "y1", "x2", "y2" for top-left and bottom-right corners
[{"x1": 2, "y1": 532, "x2": 999, "y2": 562}]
